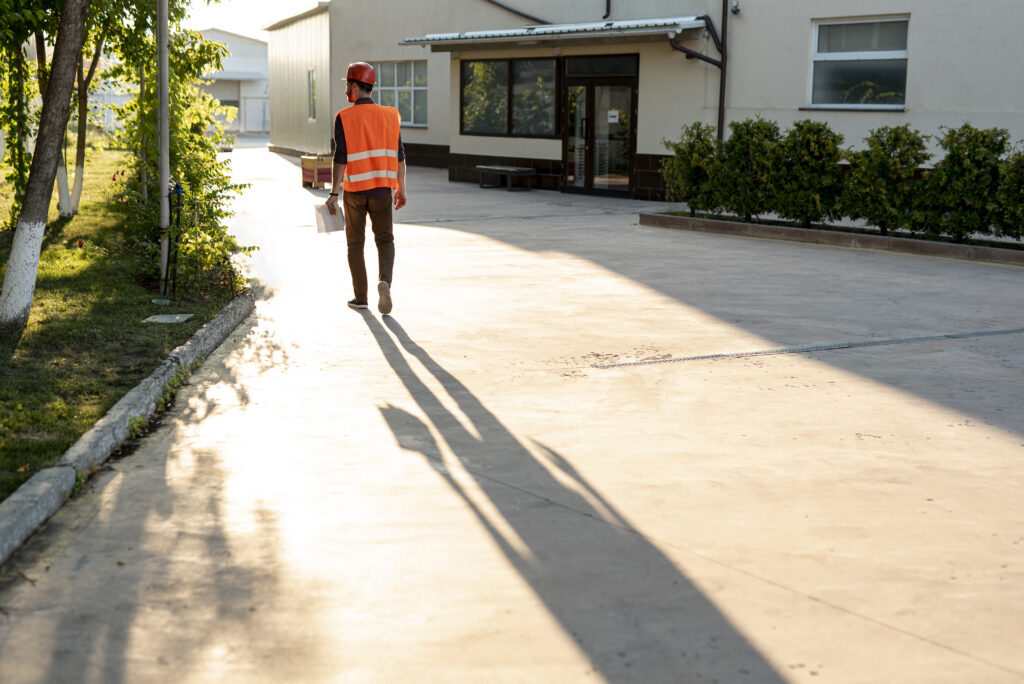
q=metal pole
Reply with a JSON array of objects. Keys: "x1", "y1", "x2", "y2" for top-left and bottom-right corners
[
  {"x1": 718, "y1": 0, "x2": 729, "y2": 141},
  {"x1": 157, "y1": 0, "x2": 170, "y2": 295}
]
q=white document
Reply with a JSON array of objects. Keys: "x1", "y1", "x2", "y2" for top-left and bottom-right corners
[{"x1": 315, "y1": 203, "x2": 345, "y2": 233}]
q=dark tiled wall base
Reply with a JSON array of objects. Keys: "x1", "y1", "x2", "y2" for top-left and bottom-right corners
[
  {"x1": 446, "y1": 151, "x2": 671, "y2": 199},
  {"x1": 634, "y1": 154, "x2": 672, "y2": 201},
  {"x1": 448, "y1": 153, "x2": 563, "y2": 191},
  {"x1": 404, "y1": 143, "x2": 449, "y2": 169}
]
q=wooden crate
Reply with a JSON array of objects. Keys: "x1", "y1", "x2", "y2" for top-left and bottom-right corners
[{"x1": 301, "y1": 155, "x2": 333, "y2": 188}]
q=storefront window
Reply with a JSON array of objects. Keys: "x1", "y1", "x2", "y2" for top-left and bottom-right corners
[
  {"x1": 461, "y1": 60, "x2": 508, "y2": 134},
  {"x1": 461, "y1": 58, "x2": 556, "y2": 137},
  {"x1": 512, "y1": 60, "x2": 556, "y2": 136}
]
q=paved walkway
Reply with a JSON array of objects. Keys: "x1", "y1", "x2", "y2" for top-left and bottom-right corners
[{"x1": 0, "y1": 148, "x2": 1022, "y2": 683}]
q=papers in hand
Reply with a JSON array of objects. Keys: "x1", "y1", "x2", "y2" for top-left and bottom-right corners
[{"x1": 315, "y1": 203, "x2": 345, "y2": 233}]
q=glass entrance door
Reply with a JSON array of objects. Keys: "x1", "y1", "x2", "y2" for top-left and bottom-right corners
[{"x1": 563, "y1": 80, "x2": 635, "y2": 195}]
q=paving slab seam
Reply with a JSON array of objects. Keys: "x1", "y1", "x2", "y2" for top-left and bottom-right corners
[
  {"x1": 593, "y1": 327, "x2": 1024, "y2": 369},
  {"x1": 433, "y1": 450, "x2": 1024, "y2": 679},
  {"x1": 0, "y1": 290, "x2": 255, "y2": 567}
]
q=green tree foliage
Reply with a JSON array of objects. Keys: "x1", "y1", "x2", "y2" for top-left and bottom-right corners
[
  {"x1": 714, "y1": 117, "x2": 779, "y2": 222},
  {"x1": 842, "y1": 124, "x2": 930, "y2": 236},
  {"x1": 661, "y1": 122, "x2": 720, "y2": 216},
  {"x1": 0, "y1": 0, "x2": 54, "y2": 229},
  {"x1": 775, "y1": 120, "x2": 845, "y2": 228},
  {"x1": 105, "y1": 22, "x2": 252, "y2": 295},
  {"x1": 924, "y1": 123, "x2": 1009, "y2": 242},
  {"x1": 461, "y1": 61, "x2": 507, "y2": 134},
  {"x1": 995, "y1": 150, "x2": 1024, "y2": 239}
]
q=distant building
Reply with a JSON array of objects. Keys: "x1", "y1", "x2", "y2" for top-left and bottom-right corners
[
  {"x1": 199, "y1": 28, "x2": 270, "y2": 134},
  {"x1": 267, "y1": 0, "x2": 1024, "y2": 200}
]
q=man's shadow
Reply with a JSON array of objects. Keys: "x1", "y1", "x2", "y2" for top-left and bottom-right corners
[{"x1": 363, "y1": 314, "x2": 784, "y2": 683}]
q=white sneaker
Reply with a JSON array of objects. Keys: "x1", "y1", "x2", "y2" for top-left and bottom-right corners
[{"x1": 377, "y1": 280, "x2": 393, "y2": 314}]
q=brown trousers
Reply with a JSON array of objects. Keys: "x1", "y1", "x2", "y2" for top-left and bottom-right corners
[{"x1": 342, "y1": 191, "x2": 394, "y2": 301}]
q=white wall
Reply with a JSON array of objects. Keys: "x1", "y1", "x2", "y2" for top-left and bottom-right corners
[
  {"x1": 205, "y1": 29, "x2": 268, "y2": 77},
  {"x1": 202, "y1": 29, "x2": 270, "y2": 134},
  {"x1": 268, "y1": 8, "x2": 331, "y2": 154},
  {"x1": 724, "y1": 0, "x2": 1024, "y2": 152}
]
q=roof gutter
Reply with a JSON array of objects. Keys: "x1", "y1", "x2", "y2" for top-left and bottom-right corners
[
  {"x1": 480, "y1": 0, "x2": 549, "y2": 25},
  {"x1": 668, "y1": 1, "x2": 729, "y2": 139}
]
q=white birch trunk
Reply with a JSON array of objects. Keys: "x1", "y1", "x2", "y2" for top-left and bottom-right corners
[
  {"x1": 0, "y1": 221, "x2": 47, "y2": 327},
  {"x1": 70, "y1": 164, "x2": 84, "y2": 214},
  {"x1": 0, "y1": 0, "x2": 91, "y2": 330},
  {"x1": 56, "y1": 158, "x2": 72, "y2": 216}
]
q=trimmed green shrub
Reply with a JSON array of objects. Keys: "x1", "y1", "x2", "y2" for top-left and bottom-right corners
[
  {"x1": 995, "y1": 150, "x2": 1024, "y2": 239},
  {"x1": 661, "y1": 122, "x2": 720, "y2": 216},
  {"x1": 924, "y1": 123, "x2": 1009, "y2": 242},
  {"x1": 774, "y1": 120, "x2": 845, "y2": 228},
  {"x1": 843, "y1": 124, "x2": 930, "y2": 236},
  {"x1": 715, "y1": 117, "x2": 780, "y2": 222}
]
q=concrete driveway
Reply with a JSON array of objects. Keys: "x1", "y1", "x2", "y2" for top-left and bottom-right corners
[{"x1": 0, "y1": 147, "x2": 1021, "y2": 683}]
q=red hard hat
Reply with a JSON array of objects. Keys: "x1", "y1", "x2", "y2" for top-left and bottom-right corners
[{"x1": 346, "y1": 62, "x2": 375, "y2": 85}]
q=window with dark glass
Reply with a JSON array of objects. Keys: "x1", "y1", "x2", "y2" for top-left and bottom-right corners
[
  {"x1": 461, "y1": 58, "x2": 556, "y2": 136},
  {"x1": 512, "y1": 60, "x2": 556, "y2": 135},
  {"x1": 811, "y1": 19, "x2": 908, "y2": 108}
]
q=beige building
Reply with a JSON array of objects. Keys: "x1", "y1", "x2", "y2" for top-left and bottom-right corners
[
  {"x1": 199, "y1": 28, "x2": 270, "y2": 134},
  {"x1": 267, "y1": 0, "x2": 1024, "y2": 199}
]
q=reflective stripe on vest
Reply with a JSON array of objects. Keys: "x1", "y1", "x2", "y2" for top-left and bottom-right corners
[{"x1": 338, "y1": 104, "x2": 401, "y2": 193}]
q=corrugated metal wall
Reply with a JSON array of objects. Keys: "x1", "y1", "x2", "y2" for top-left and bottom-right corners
[{"x1": 268, "y1": 9, "x2": 332, "y2": 155}]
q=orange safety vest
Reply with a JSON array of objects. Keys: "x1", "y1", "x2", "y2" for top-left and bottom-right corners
[{"x1": 337, "y1": 103, "x2": 401, "y2": 193}]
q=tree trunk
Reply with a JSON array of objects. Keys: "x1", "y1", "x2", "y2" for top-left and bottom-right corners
[
  {"x1": 56, "y1": 151, "x2": 73, "y2": 216},
  {"x1": 71, "y1": 38, "x2": 103, "y2": 214},
  {"x1": 139, "y1": 66, "x2": 147, "y2": 201},
  {"x1": 70, "y1": 60, "x2": 87, "y2": 214},
  {"x1": 0, "y1": 0, "x2": 93, "y2": 331},
  {"x1": 33, "y1": 31, "x2": 73, "y2": 218}
]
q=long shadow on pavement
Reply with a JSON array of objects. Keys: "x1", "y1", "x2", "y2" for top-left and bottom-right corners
[
  {"x1": 365, "y1": 313, "x2": 784, "y2": 682},
  {"x1": 421, "y1": 193, "x2": 1024, "y2": 439}
]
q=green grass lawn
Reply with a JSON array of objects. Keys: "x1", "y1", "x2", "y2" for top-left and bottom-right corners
[{"x1": 0, "y1": 148, "x2": 234, "y2": 501}]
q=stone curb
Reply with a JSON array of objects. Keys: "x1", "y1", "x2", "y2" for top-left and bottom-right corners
[
  {"x1": 0, "y1": 467, "x2": 76, "y2": 564},
  {"x1": 0, "y1": 290, "x2": 255, "y2": 566},
  {"x1": 638, "y1": 213, "x2": 1024, "y2": 267}
]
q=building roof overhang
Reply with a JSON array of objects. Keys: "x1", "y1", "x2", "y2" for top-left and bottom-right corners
[
  {"x1": 264, "y1": 2, "x2": 329, "y2": 32},
  {"x1": 402, "y1": 16, "x2": 707, "y2": 52}
]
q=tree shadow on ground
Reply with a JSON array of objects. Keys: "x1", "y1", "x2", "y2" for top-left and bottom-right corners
[
  {"x1": 0, "y1": 439, "x2": 303, "y2": 683},
  {"x1": 366, "y1": 313, "x2": 784, "y2": 683}
]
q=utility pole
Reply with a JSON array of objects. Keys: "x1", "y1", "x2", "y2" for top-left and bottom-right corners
[{"x1": 158, "y1": 0, "x2": 170, "y2": 295}]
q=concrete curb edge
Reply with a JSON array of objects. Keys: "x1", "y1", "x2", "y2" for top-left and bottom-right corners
[
  {"x1": 638, "y1": 213, "x2": 1024, "y2": 267},
  {"x1": 0, "y1": 290, "x2": 256, "y2": 567}
]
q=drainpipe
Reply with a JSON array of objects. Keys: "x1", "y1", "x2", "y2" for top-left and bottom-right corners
[
  {"x1": 668, "y1": 0, "x2": 729, "y2": 140},
  {"x1": 603, "y1": 0, "x2": 611, "y2": 19}
]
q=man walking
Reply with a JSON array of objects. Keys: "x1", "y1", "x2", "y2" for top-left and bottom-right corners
[{"x1": 325, "y1": 62, "x2": 407, "y2": 314}]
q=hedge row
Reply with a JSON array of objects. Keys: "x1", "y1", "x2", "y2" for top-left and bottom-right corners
[{"x1": 662, "y1": 120, "x2": 1024, "y2": 241}]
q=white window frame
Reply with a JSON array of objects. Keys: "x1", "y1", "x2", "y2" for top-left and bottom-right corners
[
  {"x1": 373, "y1": 61, "x2": 428, "y2": 127},
  {"x1": 809, "y1": 16, "x2": 909, "y2": 111}
]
